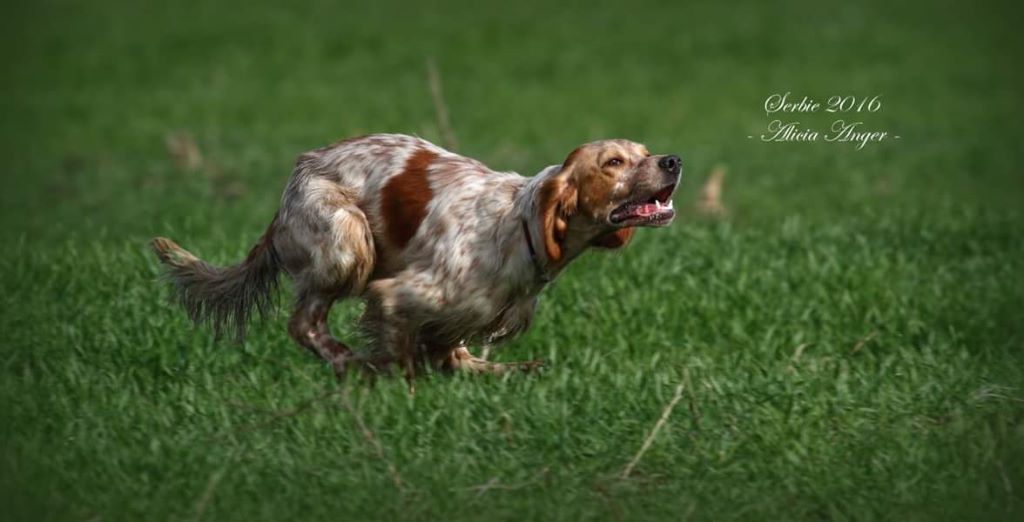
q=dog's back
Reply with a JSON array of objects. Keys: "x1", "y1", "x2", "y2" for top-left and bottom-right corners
[{"x1": 281, "y1": 134, "x2": 527, "y2": 281}]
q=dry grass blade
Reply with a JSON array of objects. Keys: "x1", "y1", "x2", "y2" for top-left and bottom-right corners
[
  {"x1": 683, "y1": 367, "x2": 702, "y2": 433},
  {"x1": 339, "y1": 387, "x2": 405, "y2": 491},
  {"x1": 192, "y1": 447, "x2": 249, "y2": 522},
  {"x1": 851, "y1": 331, "x2": 878, "y2": 354},
  {"x1": 786, "y1": 342, "x2": 811, "y2": 373},
  {"x1": 165, "y1": 131, "x2": 204, "y2": 170},
  {"x1": 620, "y1": 383, "x2": 686, "y2": 479},
  {"x1": 193, "y1": 465, "x2": 228, "y2": 522},
  {"x1": 426, "y1": 57, "x2": 458, "y2": 151},
  {"x1": 458, "y1": 467, "x2": 550, "y2": 499},
  {"x1": 163, "y1": 130, "x2": 243, "y2": 198},
  {"x1": 697, "y1": 165, "x2": 728, "y2": 217},
  {"x1": 218, "y1": 387, "x2": 337, "y2": 440}
]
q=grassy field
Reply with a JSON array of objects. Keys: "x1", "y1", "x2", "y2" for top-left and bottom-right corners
[{"x1": 2, "y1": 0, "x2": 1024, "y2": 520}]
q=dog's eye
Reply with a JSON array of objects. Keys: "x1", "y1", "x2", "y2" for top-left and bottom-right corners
[{"x1": 604, "y1": 158, "x2": 624, "y2": 167}]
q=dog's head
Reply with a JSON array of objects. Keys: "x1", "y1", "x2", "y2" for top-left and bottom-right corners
[{"x1": 537, "y1": 139, "x2": 681, "y2": 263}]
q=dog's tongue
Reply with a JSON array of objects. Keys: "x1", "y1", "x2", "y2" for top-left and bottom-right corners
[
  {"x1": 635, "y1": 202, "x2": 660, "y2": 216},
  {"x1": 611, "y1": 196, "x2": 674, "y2": 223}
]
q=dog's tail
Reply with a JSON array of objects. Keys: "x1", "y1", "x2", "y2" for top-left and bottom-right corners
[{"x1": 150, "y1": 216, "x2": 281, "y2": 341}]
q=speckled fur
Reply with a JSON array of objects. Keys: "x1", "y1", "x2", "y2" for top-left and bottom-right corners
[{"x1": 151, "y1": 134, "x2": 679, "y2": 381}]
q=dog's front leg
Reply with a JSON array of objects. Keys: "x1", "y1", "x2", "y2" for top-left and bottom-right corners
[
  {"x1": 362, "y1": 279, "x2": 422, "y2": 392},
  {"x1": 445, "y1": 346, "x2": 543, "y2": 375}
]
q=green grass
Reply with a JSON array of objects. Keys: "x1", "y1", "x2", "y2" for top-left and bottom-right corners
[{"x1": 2, "y1": 0, "x2": 1024, "y2": 520}]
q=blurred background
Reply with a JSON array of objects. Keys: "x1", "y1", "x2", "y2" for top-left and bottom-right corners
[{"x1": 2, "y1": 0, "x2": 1021, "y2": 240}]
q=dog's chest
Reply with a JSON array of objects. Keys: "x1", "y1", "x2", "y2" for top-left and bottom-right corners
[{"x1": 435, "y1": 285, "x2": 538, "y2": 344}]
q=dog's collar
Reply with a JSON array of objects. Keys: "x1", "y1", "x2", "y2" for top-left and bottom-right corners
[{"x1": 521, "y1": 218, "x2": 552, "y2": 284}]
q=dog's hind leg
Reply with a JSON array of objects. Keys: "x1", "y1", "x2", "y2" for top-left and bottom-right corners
[
  {"x1": 288, "y1": 292, "x2": 352, "y2": 376},
  {"x1": 276, "y1": 178, "x2": 375, "y2": 377}
]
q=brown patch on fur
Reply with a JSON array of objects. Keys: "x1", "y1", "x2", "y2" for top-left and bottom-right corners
[
  {"x1": 538, "y1": 173, "x2": 578, "y2": 263},
  {"x1": 560, "y1": 143, "x2": 622, "y2": 221},
  {"x1": 561, "y1": 147, "x2": 583, "y2": 170},
  {"x1": 381, "y1": 149, "x2": 437, "y2": 248},
  {"x1": 590, "y1": 227, "x2": 635, "y2": 249}
]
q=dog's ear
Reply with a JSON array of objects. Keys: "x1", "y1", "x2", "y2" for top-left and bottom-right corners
[
  {"x1": 590, "y1": 228, "x2": 635, "y2": 249},
  {"x1": 538, "y1": 159, "x2": 579, "y2": 263}
]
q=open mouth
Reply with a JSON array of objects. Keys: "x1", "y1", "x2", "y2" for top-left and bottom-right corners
[{"x1": 609, "y1": 184, "x2": 676, "y2": 226}]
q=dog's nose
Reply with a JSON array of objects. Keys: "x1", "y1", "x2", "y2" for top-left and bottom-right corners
[{"x1": 658, "y1": 155, "x2": 681, "y2": 175}]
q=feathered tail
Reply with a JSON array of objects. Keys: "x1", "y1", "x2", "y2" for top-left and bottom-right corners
[{"x1": 150, "y1": 218, "x2": 280, "y2": 341}]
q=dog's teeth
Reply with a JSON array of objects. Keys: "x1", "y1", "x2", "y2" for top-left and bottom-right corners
[{"x1": 667, "y1": 200, "x2": 674, "y2": 210}]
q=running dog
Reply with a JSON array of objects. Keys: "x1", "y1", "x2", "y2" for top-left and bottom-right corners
[{"x1": 152, "y1": 134, "x2": 681, "y2": 383}]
